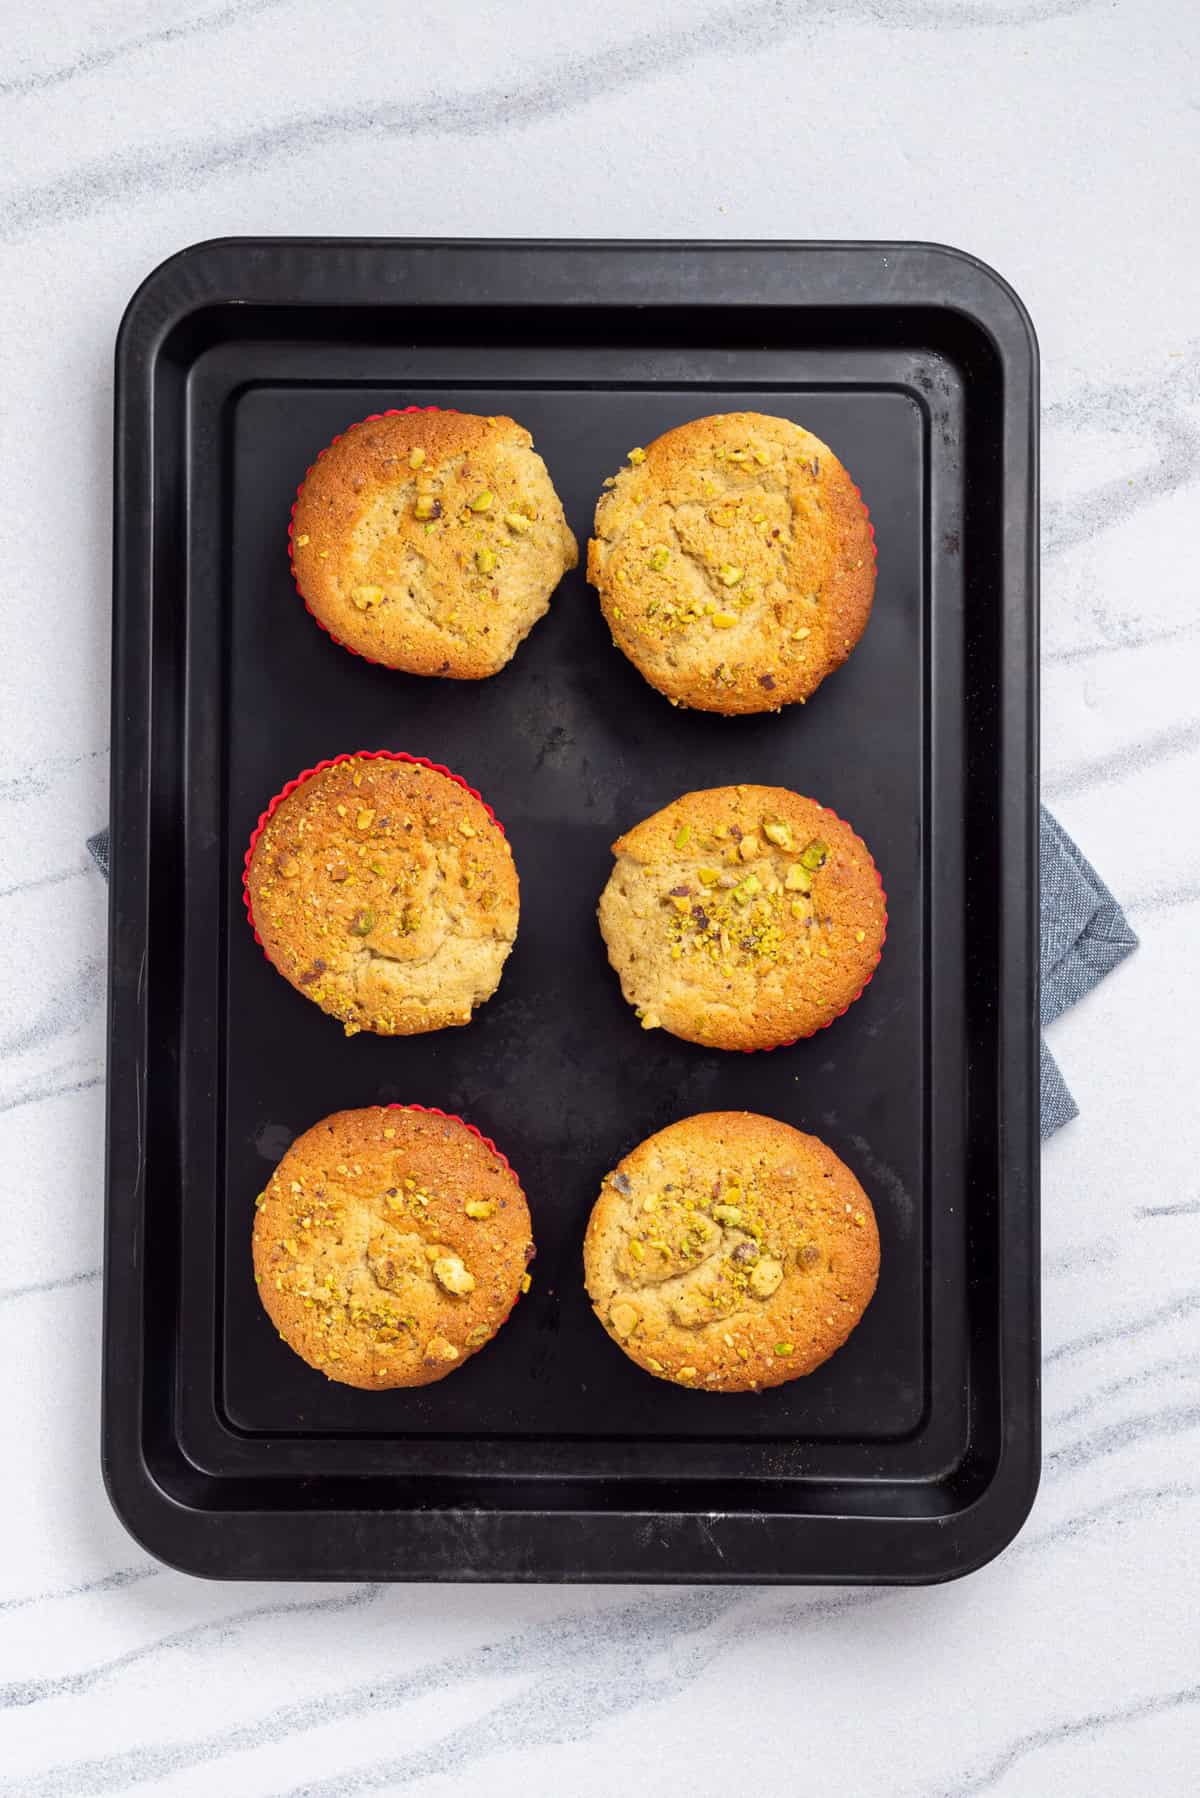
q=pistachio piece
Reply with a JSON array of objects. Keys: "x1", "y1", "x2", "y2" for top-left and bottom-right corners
[
  {"x1": 731, "y1": 1240, "x2": 760, "y2": 1267},
  {"x1": 413, "y1": 495, "x2": 442, "y2": 521},
  {"x1": 791, "y1": 625, "x2": 812, "y2": 641},
  {"x1": 504, "y1": 510, "x2": 533, "y2": 533},
  {"x1": 753, "y1": 447, "x2": 771, "y2": 465},
  {"x1": 276, "y1": 853, "x2": 300, "y2": 878},
  {"x1": 800, "y1": 839, "x2": 830, "y2": 871},
  {"x1": 648, "y1": 545, "x2": 670, "y2": 572},
  {"x1": 294, "y1": 533, "x2": 310, "y2": 547},
  {"x1": 697, "y1": 867, "x2": 720, "y2": 885},
  {"x1": 627, "y1": 447, "x2": 646, "y2": 464},
  {"x1": 432, "y1": 1254, "x2": 475, "y2": 1296},
  {"x1": 465, "y1": 1199, "x2": 495, "y2": 1220},
  {"x1": 356, "y1": 809, "x2": 375, "y2": 831},
  {"x1": 674, "y1": 823, "x2": 691, "y2": 850},
  {"x1": 475, "y1": 548, "x2": 497, "y2": 574},
  {"x1": 749, "y1": 1258, "x2": 784, "y2": 1298},
  {"x1": 718, "y1": 564, "x2": 743, "y2": 586},
  {"x1": 785, "y1": 864, "x2": 812, "y2": 892},
  {"x1": 712, "y1": 611, "x2": 738, "y2": 628},
  {"x1": 466, "y1": 1323, "x2": 491, "y2": 1346},
  {"x1": 738, "y1": 834, "x2": 760, "y2": 861},
  {"x1": 774, "y1": 1342, "x2": 794, "y2": 1357},
  {"x1": 712, "y1": 1203, "x2": 742, "y2": 1227},
  {"x1": 348, "y1": 908, "x2": 374, "y2": 936},
  {"x1": 640, "y1": 1010, "x2": 661, "y2": 1030},
  {"x1": 425, "y1": 1336, "x2": 460, "y2": 1361},
  {"x1": 612, "y1": 1171, "x2": 632, "y2": 1195},
  {"x1": 470, "y1": 490, "x2": 493, "y2": 512},
  {"x1": 610, "y1": 1302, "x2": 639, "y2": 1338},
  {"x1": 408, "y1": 447, "x2": 426, "y2": 469},
  {"x1": 763, "y1": 820, "x2": 793, "y2": 850},
  {"x1": 351, "y1": 584, "x2": 383, "y2": 611}
]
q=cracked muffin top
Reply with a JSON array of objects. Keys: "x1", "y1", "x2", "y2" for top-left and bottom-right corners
[
  {"x1": 244, "y1": 755, "x2": 518, "y2": 1037},
  {"x1": 587, "y1": 412, "x2": 874, "y2": 714},
  {"x1": 291, "y1": 409, "x2": 578, "y2": 677},
  {"x1": 584, "y1": 1111, "x2": 879, "y2": 1392},
  {"x1": 254, "y1": 1105, "x2": 534, "y2": 1389},
  {"x1": 598, "y1": 783, "x2": 885, "y2": 1051}
]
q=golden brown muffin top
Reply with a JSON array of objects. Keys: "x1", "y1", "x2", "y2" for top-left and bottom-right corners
[
  {"x1": 245, "y1": 755, "x2": 518, "y2": 1037},
  {"x1": 254, "y1": 1105, "x2": 534, "y2": 1389},
  {"x1": 584, "y1": 1111, "x2": 879, "y2": 1391},
  {"x1": 588, "y1": 412, "x2": 874, "y2": 714},
  {"x1": 598, "y1": 784, "x2": 885, "y2": 1050},
  {"x1": 292, "y1": 409, "x2": 578, "y2": 678}
]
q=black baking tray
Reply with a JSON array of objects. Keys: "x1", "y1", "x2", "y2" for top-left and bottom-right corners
[{"x1": 103, "y1": 239, "x2": 1039, "y2": 1583}]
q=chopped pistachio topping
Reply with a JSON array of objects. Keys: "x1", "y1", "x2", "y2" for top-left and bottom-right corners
[{"x1": 470, "y1": 490, "x2": 493, "y2": 512}]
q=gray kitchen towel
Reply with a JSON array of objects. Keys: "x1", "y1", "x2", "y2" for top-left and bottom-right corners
[
  {"x1": 1038, "y1": 805, "x2": 1137, "y2": 1136},
  {"x1": 85, "y1": 809, "x2": 1136, "y2": 1137}
]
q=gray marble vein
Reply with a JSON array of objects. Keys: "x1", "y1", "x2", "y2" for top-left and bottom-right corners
[
  {"x1": 0, "y1": 1567, "x2": 157, "y2": 1618},
  {"x1": 1045, "y1": 1292, "x2": 1200, "y2": 1367},
  {"x1": 0, "y1": 1066, "x2": 103, "y2": 1117},
  {"x1": 11, "y1": 1473, "x2": 1194, "y2": 1798},
  {"x1": 0, "y1": 1267, "x2": 100, "y2": 1305},
  {"x1": 1045, "y1": 1400, "x2": 1200, "y2": 1477},
  {"x1": 945, "y1": 1684, "x2": 1200, "y2": 1796},
  {"x1": 0, "y1": 0, "x2": 1100, "y2": 243},
  {"x1": 1043, "y1": 345, "x2": 1200, "y2": 561},
  {"x1": 0, "y1": 1585, "x2": 384, "y2": 1713},
  {"x1": 0, "y1": 862, "x2": 90, "y2": 904},
  {"x1": 0, "y1": 0, "x2": 292, "y2": 98},
  {"x1": 1042, "y1": 719, "x2": 1200, "y2": 801}
]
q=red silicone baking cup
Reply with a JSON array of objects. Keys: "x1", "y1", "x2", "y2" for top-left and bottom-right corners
[
  {"x1": 739, "y1": 797, "x2": 888, "y2": 1054},
  {"x1": 382, "y1": 1102, "x2": 522, "y2": 1192},
  {"x1": 242, "y1": 749, "x2": 505, "y2": 949},
  {"x1": 288, "y1": 406, "x2": 458, "y2": 668}
]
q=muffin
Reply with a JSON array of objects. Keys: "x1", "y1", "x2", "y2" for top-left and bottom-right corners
[
  {"x1": 244, "y1": 752, "x2": 518, "y2": 1036},
  {"x1": 587, "y1": 412, "x2": 874, "y2": 714},
  {"x1": 253, "y1": 1105, "x2": 535, "y2": 1389},
  {"x1": 584, "y1": 1111, "x2": 879, "y2": 1391},
  {"x1": 291, "y1": 408, "x2": 578, "y2": 676},
  {"x1": 598, "y1": 783, "x2": 885, "y2": 1050}
]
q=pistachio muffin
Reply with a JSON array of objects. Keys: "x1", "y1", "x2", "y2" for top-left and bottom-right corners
[
  {"x1": 588, "y1": 412, "x2": 874, "y2": 714},
  {"x1": 584, "y1": 1111, "x2": 879, "y2": 1391},
  {"x1": 254, "y1": 1105, "x2": 535, "y2": 1389},
  {"x1": 291, "y1": 409, "x2": 578, "y2": 676},
  {"x1": 244, "y1": 753, "x2": 518, "y2": 1037},
  {"x1": 598, "y1": 783, "x2": 885, "y2": 1050}
]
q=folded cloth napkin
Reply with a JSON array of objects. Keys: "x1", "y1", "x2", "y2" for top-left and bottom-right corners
[
  {"x1": 86, "y1": 808, "x2": 1136, "y2": 1138},
  {"x1": 1038, "y1": 805, "x2": 1137, "y2": 1136}
]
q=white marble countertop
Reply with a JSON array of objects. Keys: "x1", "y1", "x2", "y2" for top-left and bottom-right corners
[{"x1": 2, "y1": 0, "x2": 1198, "y2": 1792}]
